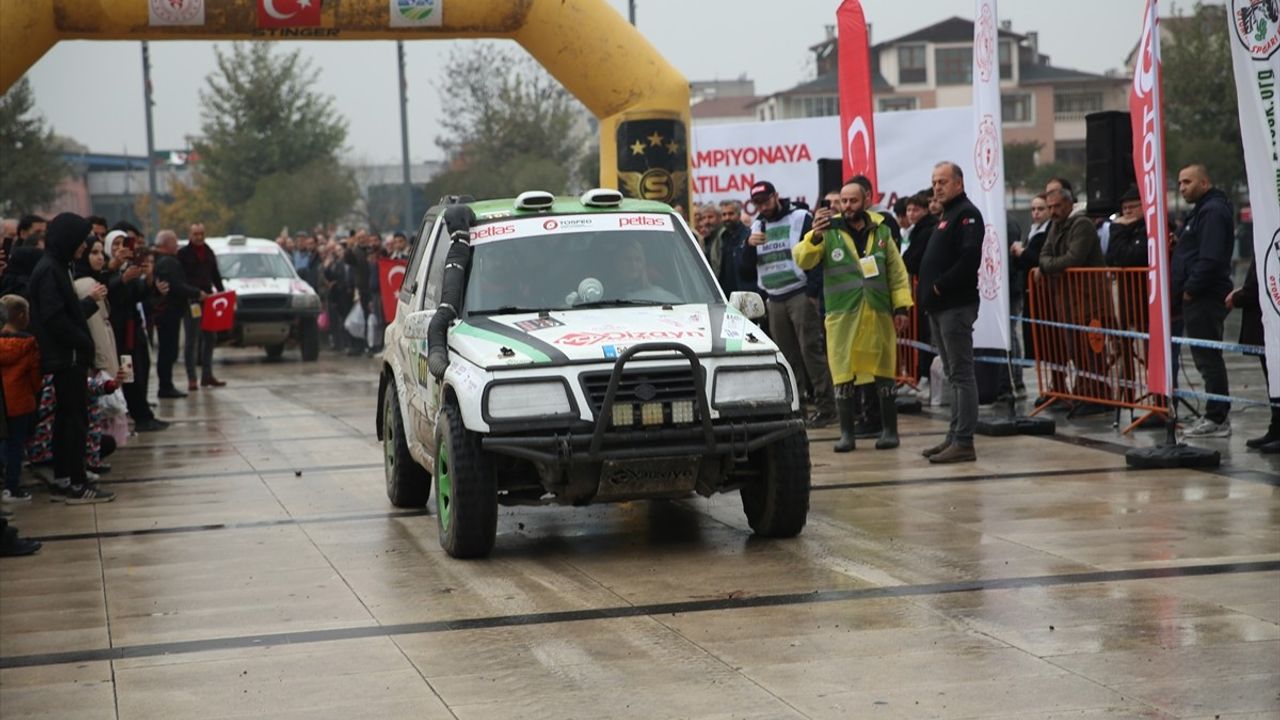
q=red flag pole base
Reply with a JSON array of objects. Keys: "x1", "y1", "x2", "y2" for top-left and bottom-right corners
[{"x1": 1125, "y1": 443, "x2": 1220, "y2": 470}]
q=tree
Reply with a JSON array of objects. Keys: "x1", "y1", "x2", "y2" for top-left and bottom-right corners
[
  {"x1": 1003, "y1": 140, "x2": 1042, "y2": 205},
  {"x1": 429, "y1": 44, "x2": 593, "y2": 199},
  {"x1": 1162, "y1": 3, "x2": 1244, "y2": 194},
  {"x1": 241, "y1": 158, "x2": 357, "y2": 237},
  {"x1": 0, "y1": 78, "x2": 68, "y2": 215},
  {"x1": 195, "y1": 43, "x2": 351, "y2": 226},
  {"x1": 135, "y1": 173, "x2": 235, "y2": 237}
]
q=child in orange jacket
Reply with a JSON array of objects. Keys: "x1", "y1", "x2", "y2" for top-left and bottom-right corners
[{"x1": 1, "y1": 295, "x2": 43, "y2": 503}]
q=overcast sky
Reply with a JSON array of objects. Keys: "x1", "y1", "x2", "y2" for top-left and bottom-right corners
[{"x1": 21, "y1": 0, "x2": 1176, "y2": 165}]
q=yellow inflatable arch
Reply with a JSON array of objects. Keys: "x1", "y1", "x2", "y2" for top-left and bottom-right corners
[{"x1": 0, "y1": 0, "x2": 691, "y2": 210}]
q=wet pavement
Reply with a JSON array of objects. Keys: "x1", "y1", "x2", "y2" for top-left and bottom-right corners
[{"x1": 1, "y1": 348, "x2": 1277, "y2": 719}]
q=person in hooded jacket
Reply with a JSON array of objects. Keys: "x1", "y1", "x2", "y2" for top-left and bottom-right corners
[
  {"x1": 26, "y1": 213, "x2": 115, "y2": 504},
  {"x1": 104, "y1": 231, "x2": 167, "y2": 431},
  {"x1": 1171, "y1": 164, "x2": 1235, "y2": 438}
]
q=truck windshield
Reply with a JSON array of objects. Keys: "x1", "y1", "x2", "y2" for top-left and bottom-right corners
[{"x1": 464, "y1": 220, "x2": 721, "y2": 315}]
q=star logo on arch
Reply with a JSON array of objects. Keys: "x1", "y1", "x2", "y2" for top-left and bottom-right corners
[{"x1": 630, "y1": 140, "x2": 647, "y2": 156}]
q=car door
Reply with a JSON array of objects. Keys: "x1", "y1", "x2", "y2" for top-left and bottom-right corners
[
  {"x1": 407, "y1": 217, "x2": 451, "y2": 446},
  {"x1": 393, "y1": 213, "x2": 437, "y2": 438}
]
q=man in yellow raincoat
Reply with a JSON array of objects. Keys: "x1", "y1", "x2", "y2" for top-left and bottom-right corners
[{"x1": 794, "y1": 182, "x2": 913, "y2": 452}]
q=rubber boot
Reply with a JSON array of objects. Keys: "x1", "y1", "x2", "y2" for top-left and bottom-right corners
[
  {"x1": 834, "y1": 396, "x2": 857, "y2": 453},
  {"x1": 875, "y1": 378, "x2": 899, "y2": 450}
]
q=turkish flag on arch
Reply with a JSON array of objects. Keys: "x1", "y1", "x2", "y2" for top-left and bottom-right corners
[
  {"x1": 257, "y1": 0, "x2": 322, "y2": 28},
  {"x1": 379, "y1": 258, "x2": 409, "y2": 324},
  {"x1": 201, "y1": 291, "x2": 237, "y2": 333}
]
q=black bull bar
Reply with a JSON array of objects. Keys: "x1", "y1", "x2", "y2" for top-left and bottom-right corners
[{"x1": 479, "y1": 342, "x2": 806, "y2": 464}]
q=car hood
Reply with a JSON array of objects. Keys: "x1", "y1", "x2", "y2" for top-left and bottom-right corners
[
  {"x1": 448, "y1": 303, "x2": 775, "y2": 367},
  {"x1": 223, "y1": 277, "x2": 315, "y2": 297}
]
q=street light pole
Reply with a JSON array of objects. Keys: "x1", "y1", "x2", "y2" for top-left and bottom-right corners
[
  {"x1": 628, "y1": 0, "x2": 635, "y2": 25},
  {"x1": 141, "y1": 41, "x2": 159, "y2": 240},
  {"x1": 397, "y1": 40, "x2": 414, "y2": 231}
]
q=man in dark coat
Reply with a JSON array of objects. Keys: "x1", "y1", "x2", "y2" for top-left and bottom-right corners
[
  {"x1": 26, "y1": 213, "x2": 115, "y2": 504},
  {"x1": 1171, "y1": 164, "x2": 1235, "y2": 438},
  {"x1": 153, "y1": 230, "x2": 203, "y2": 399},
  {"x1": 917, "y1": 162, "x2": 984, "y2": 464},
  {"x1": 176, "y1": 222, "x2": 226, "y2": 389}
]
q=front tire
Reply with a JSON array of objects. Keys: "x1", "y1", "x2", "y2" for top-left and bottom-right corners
[
  {"x1": 434, "y1": 403, "x2": 497, "y2": 558},
  {"x1": 299, "y1": 318, "x2": 320, "y2": 362},
  {"x1": 383, "y1": 384, "x2": 430, "y2": 508},
  {"x1": 740, "y1": 431, "x2": 811, "y2": 537}
]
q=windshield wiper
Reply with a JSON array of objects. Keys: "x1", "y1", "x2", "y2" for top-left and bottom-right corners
[
  {"x1": 467, "y1": 306, "x2": 556, "y2": 317},
  {"x1": 571, "y1": 299, "x2": 666, "y2": 309}
]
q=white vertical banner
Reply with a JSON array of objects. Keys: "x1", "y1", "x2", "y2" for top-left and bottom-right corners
[
  {"x1": 1228, "y1": 1, "x2": 1280, "y2": 396},
  {"x1": 970, "y1": 0, "x2": 1011, "y2": 350}
]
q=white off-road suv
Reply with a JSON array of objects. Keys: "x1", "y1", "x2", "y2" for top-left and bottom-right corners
[{"x1": 377, "y1": 190, "x2": 811, "y2": 558}]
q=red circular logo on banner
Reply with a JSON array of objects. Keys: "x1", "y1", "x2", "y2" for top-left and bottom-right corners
[
  {"x1": 978, "y1": 224, "x2": 1002, "y2": 301},
  {"x1": 974, "y1": 115, "x2": 1000, "y2": 192}
]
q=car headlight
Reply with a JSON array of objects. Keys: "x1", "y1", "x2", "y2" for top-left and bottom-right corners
[
  {"x1": 485, "y1": 380, "x2": 574, "y2": 420},
  {"x1": 291, "y1": 293, "x2": 320, "y2": 309},
  {"x1": 714, "y1": 367, "x2": 789, "y2": 407}
]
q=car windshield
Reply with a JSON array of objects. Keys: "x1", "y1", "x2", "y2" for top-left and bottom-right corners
[
  {"x1": 463, "y1": 217, "x2": 721, "y2": 315},
  {"x1": 217, "y1": 251, "x2": 296, "y2": 280}
]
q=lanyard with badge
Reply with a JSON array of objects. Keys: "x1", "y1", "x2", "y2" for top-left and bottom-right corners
[{"x1": 847, "y1": 219, "x2": 880, "y2": 279}]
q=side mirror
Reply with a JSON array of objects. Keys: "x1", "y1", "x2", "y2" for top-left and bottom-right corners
[
  {"x1": 401, "y1": 309, "x2": 435, "y2": 340},
  {"x1": 728, "y1": 292, "x2": 766, "y2": 320}
]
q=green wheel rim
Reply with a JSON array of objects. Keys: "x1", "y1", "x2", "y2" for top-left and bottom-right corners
[{"x1": 437, "y1": 441, "x2": 452, "y2": 532}]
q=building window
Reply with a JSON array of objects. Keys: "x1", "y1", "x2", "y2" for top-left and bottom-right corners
[
  {"x1": 999, "y1": 40, "x2": 1013, "y2": 80},
  {"x1": 898, "y1": 44, "x2": 926, "y2": 84},
  {"x1": 1054, "y1": 91, "x2": 1104, "y2": 120},
  {"x1": 936, "y1": 47, "x2": 972, "y2": 85},
  {"x1": 796, "y1": 95, "x2": 838, "y2": 118},
  {"x1": 1055, "y1": 141, "x2": 1087, "y2": 169},
  {"x1": 1002, "y1": 92, "x2": 1033, "y2": 124},
  {"x1": 879, "y1": 97, "x2": 918, "y2": 112}
]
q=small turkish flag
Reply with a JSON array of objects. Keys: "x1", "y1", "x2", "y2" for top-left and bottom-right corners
[
  {"x1": 201, "y1": 291, "x2": 237, "y2": 333},
  {"x1": 257, "y1": 0, "x2": 322, "y2": 28},
  {"x1": 379, "y1": 258, "x2": 409, "y2": 324}
]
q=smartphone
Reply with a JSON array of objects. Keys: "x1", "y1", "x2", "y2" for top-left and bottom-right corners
[{"x1": 123, "y1": 236, "x2": 136, "y2": 251}]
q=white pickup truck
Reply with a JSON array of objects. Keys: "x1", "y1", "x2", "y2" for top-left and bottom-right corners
[{"x1": 377, "y1": 190, "x2": 811, "y2": 558}]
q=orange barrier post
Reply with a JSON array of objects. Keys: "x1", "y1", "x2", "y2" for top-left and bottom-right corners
[{"x1": 1026, "y1": 267, "x2": 1166, "y2": 431}]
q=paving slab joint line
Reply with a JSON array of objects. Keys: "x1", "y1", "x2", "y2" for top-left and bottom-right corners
[{"x1": 1, "y1": 560, "x2": 1275, "y2": 671}]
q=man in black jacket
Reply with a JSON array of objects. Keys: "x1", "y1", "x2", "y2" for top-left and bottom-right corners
[
  {"x1": 916, "y1": 162, "x2": 984, "y2": 464},
  {"x1": 153, "y1": 230, "x2": 202, "y2": 399},
  {"x1": 26, "y1": 213, "x2": 115, "y2": 504},
  {"x1": 1171, "y1": 165, "x2": 1234, "y2": 438},
  {"x1": 177, "y1": 222, "x2": 226, "y2": 389}
]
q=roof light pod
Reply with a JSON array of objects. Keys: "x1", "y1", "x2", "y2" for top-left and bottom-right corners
[
  {"x1": 514, "y1": 191, "x2": 556, "y2": 211},
  {"x1": 580, "y1": 188, "x2": 623, "y2": 207}
]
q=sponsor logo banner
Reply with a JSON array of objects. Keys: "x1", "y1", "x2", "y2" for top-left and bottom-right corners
[
  {"x1": 1130, "y1": 0, "x2": 1174, "y2": 396},
  {"x1": 150, "y1": 0, "x2": 204, "y2": 26},
  {"x1": 1228, "y1": 0, "x2": 1280, "y2": 394},
  {"x1": 391, "y1": 0, "x2": 443, "y2": 27},
  {"x1": 970, "y1": 0, "x2": 1010, "y2": 351},
  {"x1": 470, "y1": 214, "x2": 675, "y2": 245},
  {"x1": 689, "y1": 109, "x2": 970, "y2": 211}
]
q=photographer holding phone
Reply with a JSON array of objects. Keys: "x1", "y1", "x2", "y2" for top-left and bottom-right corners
[{"x1": 797, "y1": 182, "x2": 912, "y2": 453}]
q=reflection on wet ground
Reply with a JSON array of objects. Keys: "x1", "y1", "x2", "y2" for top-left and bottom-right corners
[{"x1": 1, "y1": 349, "x2": 1277, "y2": 719}]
